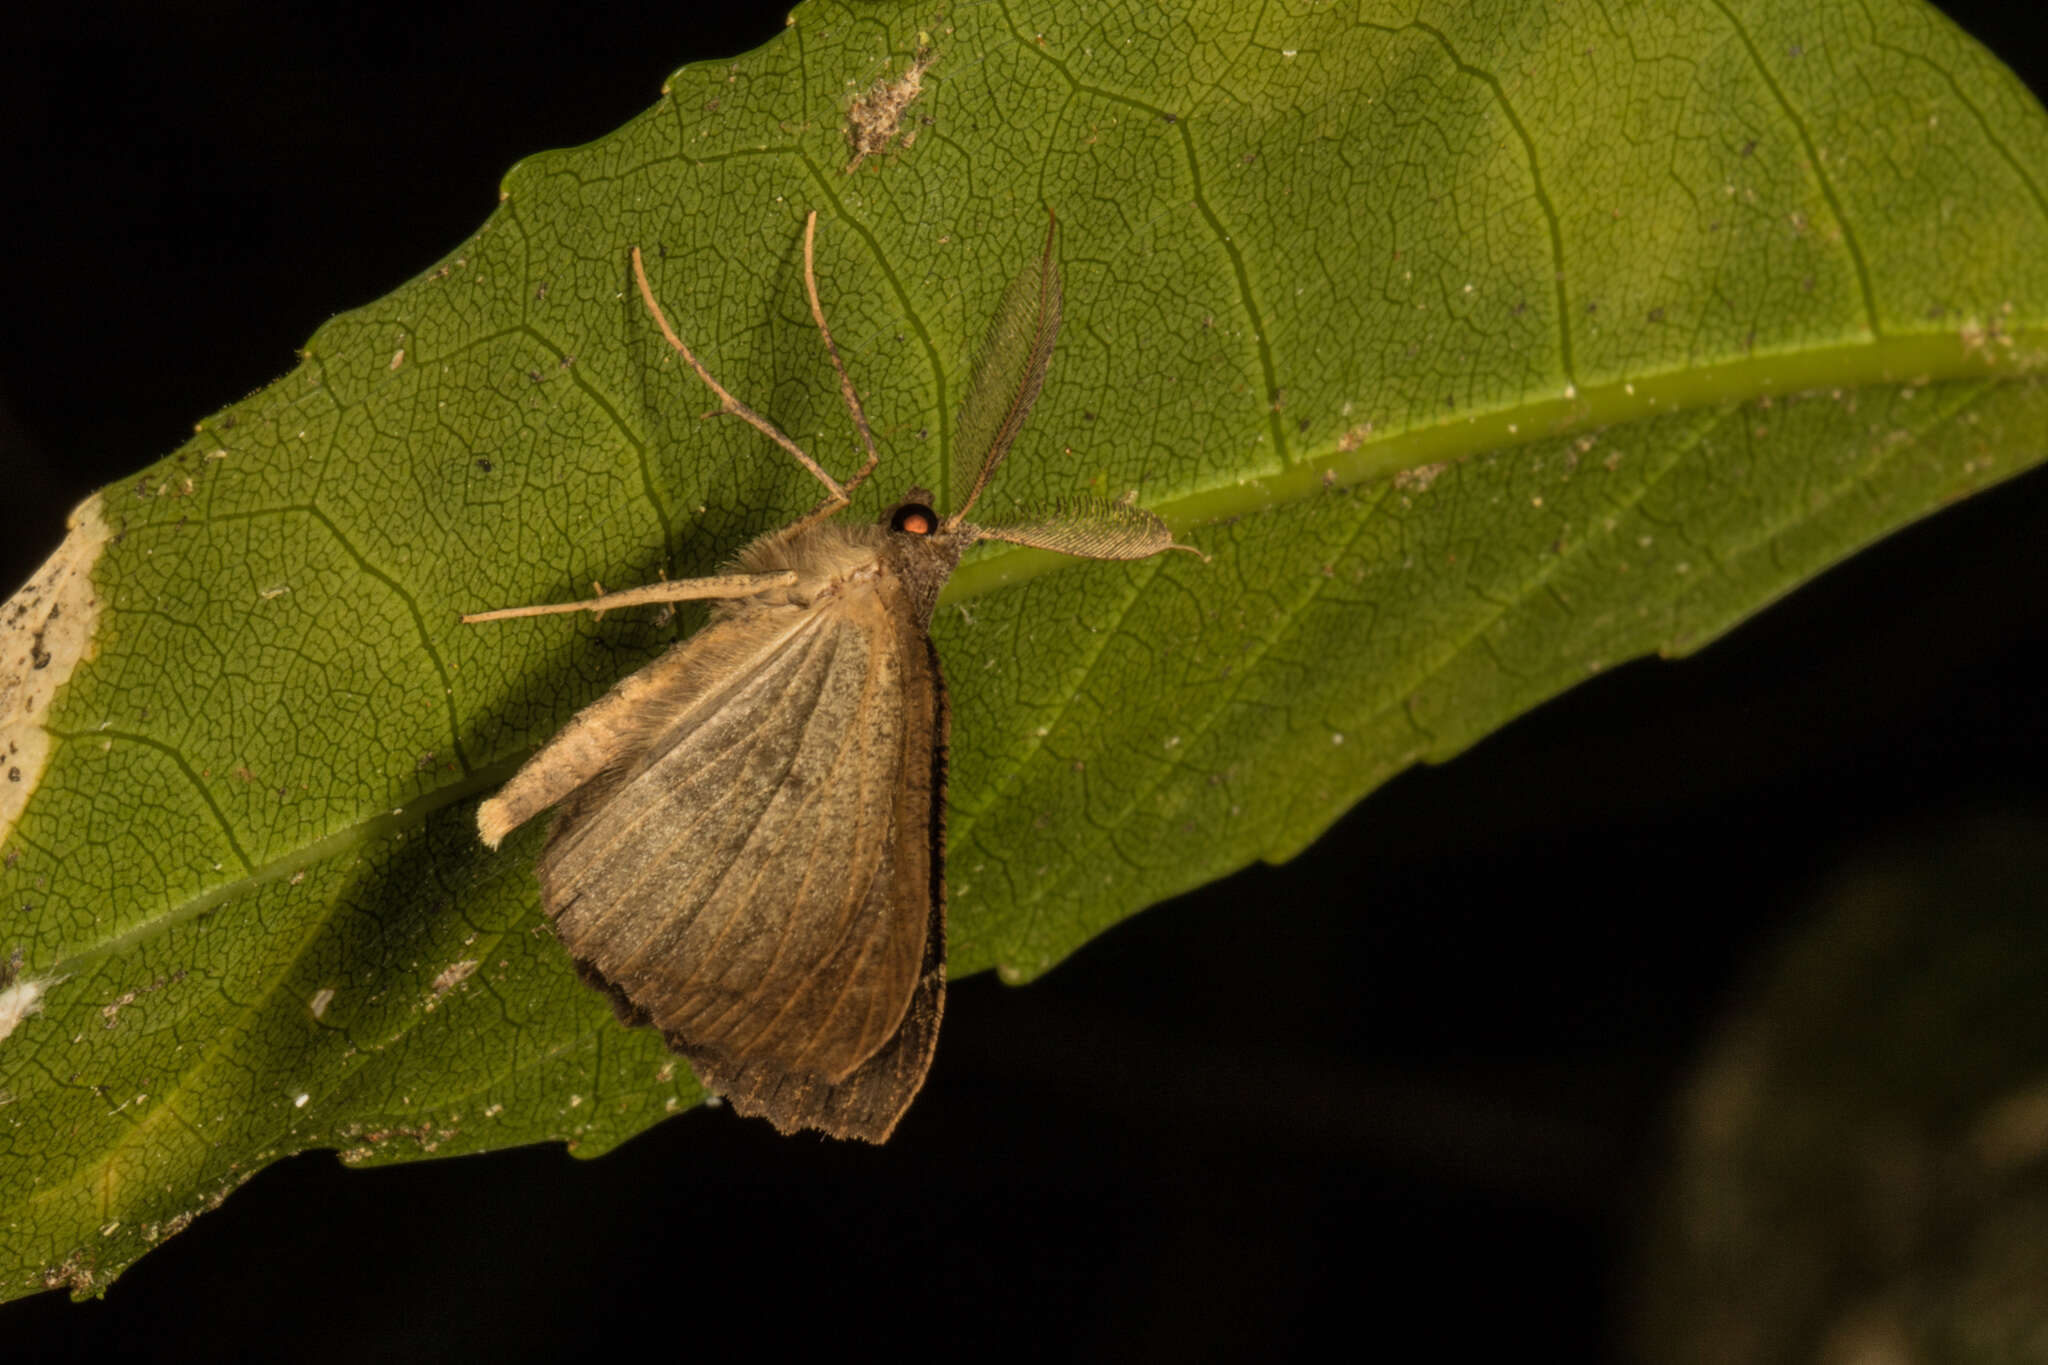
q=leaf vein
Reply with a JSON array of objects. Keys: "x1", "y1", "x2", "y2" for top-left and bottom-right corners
[
  {"x1": 1392, "y1": 19, "x2": 1581, "y2": 392},
  {"x1": 997, "y1": 7, "x2": 1292, "y2": 464},
  {"x1": 301, "y1": 504, "x2": 472, "y2": 777},
  {"x1": 1707, "y1": 0, "x2": 1883, "y2": 338}
]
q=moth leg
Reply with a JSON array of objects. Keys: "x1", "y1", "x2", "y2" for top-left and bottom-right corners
[
  {"x1": 460, "y1": 570, "x2": 796, "y2": 624},
  {"x1": 629, "y1": 246, "x2": 851, "y2": 509}
]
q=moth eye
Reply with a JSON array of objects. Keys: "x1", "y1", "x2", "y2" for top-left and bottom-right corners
[{"x1": 889, "y1": 503, "x2": 939, "y2": 536}]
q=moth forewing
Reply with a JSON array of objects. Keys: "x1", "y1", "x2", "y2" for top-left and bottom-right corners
[
  {"x1": 661, "y1": 553, "x2": 953, "y2": 1141},
  {"x1": 539, "y1": 576, "x2": 938, "y2": 1084},
  {"x1": 466, "y1": 209, "x2": 1192, "y2": 1144}
]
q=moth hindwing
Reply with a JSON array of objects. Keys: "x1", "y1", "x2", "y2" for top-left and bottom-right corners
[{"x1": 464, "y1": 210, "x2": 1191, "y2": 1141}]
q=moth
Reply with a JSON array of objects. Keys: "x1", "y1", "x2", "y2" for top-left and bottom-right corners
[{"x1": 465, "y1": 210, "x2": 1191, "y2": 1142}]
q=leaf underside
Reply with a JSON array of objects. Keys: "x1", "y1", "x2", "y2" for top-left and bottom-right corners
[{"x1": 5, "y1": 0, "x2": 2048, "y2": 1297}]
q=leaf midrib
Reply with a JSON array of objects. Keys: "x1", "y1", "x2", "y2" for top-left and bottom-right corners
[
  {"x1": 946, "y1": 326, "x2": 2044, "y2": 597},
  {"x1": 41, "y1": 324, "x2": 2039, "y2": 978}
]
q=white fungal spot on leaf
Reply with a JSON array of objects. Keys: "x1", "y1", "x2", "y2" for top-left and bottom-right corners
[
  {"x1": 845, "y1": 47, "x2": 935, "y2": 172},
  {"x1": 0, "y1": 973, "x2": 62, "y2": 1044}
]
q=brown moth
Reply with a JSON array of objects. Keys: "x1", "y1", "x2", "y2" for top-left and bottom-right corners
[{"x1": 464, "y1": 210, "x2": 1191, "y2": 1141}]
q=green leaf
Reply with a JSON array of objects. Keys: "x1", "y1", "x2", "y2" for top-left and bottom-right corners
[{"x1": 4, "y1": 0, "x2": 2047, "y2": 1296}]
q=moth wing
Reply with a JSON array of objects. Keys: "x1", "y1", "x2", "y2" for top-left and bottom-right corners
[{"x1": 538, "y1": 578, "x2": 945, "y2": 1140}]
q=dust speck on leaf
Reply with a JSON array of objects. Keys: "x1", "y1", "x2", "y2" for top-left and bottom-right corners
[
  {"x1": 1958, "y1": 313, "x2": 2017, "y2": 362},
  {"x1": 39, "y1": 1251, "x2": 96, "y2": 1293},
  {"x1": 1392, "y1": 463, "x2": 1447, "y2": 494},
  {"x1": 845, "y1": 47, "x2": 935, "y2": 173},
  {"x1": 1335, "y1": 422, "x2": 1374, "y2": 451},
  {"x1": 426, "y1": 959, "x2": 479, "y2": 1007}
]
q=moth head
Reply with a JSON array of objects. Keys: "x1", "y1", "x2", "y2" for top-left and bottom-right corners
[{"x1": 876, "y1": 487, "x2": 969, "y2": 620}]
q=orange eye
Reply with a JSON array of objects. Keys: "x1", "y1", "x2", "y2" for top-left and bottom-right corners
[{"x1": 889, "y1": 503, "x2": 938, "y2": 536}]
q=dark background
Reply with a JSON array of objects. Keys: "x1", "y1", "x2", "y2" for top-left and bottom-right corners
[{"x1": 2, "y1": 3, "x2": 2044, "y2": 1359}]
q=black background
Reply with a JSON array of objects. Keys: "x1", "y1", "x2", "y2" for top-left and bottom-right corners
[{"x1": 2, "y1": 3, "x2": 2044, "y2": 1359}]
